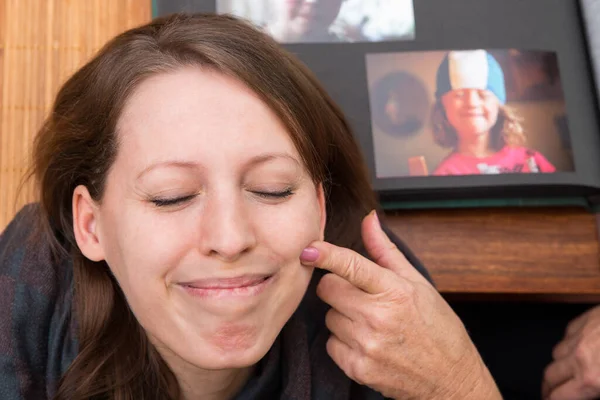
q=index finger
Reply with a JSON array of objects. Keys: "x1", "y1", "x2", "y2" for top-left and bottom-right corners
[{"x1": 300, "y1": 241, "x2": 396, "y2": 294}]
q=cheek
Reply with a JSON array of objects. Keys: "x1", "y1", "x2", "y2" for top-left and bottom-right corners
[
  {"x1": 444, "y1": 104, "x2": 462, "y2": 129},
  {"x1": 99, "y1": 204, "x2": 189, "y2": 299},
  {"x1": 259, "y1": 196, "x2": 322, "y2": 260},
  {"x1": 96, "y1": 169, "x2": 188, "y2": 280},
  {"x1": 487, "y1": 107, "x2": 500, "y2": 126},
  {"x1": 261, "y1": 205, "x2": 316, "y2": 329}
]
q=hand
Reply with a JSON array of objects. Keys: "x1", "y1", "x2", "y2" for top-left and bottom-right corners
[
  {"x1": 300, "y1": 211, "x2": 502, "y2": 400},
  {"x1": 542, "y1": 306, "x2": 600, "y2": 400}
]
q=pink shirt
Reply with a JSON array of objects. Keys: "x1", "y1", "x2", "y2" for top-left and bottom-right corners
[{"x1": 433, "y1": 146, "x2": 556, "y2": 176}]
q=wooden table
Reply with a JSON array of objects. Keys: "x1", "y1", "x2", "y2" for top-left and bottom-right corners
[{"x1": 384, "y1": 206, "x2": 600, "y2": 302}]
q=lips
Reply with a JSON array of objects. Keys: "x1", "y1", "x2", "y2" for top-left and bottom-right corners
[
  {"x1": 462, "y1": 111, "x2": 485, "y2": 117},
  {"x1": 181, "y1": 275, "x2": 271, "y2": 289},
  {"x1": 179, "y1": 274, "x2": 275, "y2": 299}
]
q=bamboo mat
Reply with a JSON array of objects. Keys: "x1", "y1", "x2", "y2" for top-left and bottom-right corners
[{"x1": 0, "y1": 0, "x2": 151, "y2": 231}]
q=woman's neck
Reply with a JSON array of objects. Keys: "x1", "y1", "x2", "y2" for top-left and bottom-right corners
[
  {"x1": 152, "y1": 339, "x2": 256, "y2": 400},
  {"x1": 457, "y1": 132, "x2": 494, "y2": 158},
  {"x1": 177, "y1": 365, "x2": 255, "y2": 400}
]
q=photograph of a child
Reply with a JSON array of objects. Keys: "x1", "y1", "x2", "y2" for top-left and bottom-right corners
[
  {"x1": 216, "y1": 0, "x2": 416, "y2": 44},
  {"x1": 366, "y1": 49, "x2": 574, "y2": 178}
]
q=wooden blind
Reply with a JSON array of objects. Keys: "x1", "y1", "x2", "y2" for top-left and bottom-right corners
[{"x1": 0, "y1": 0, "x2": 151, "y2": 230}]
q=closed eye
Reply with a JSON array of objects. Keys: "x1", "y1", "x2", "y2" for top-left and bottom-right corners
[
  {"x1": 252, "y1": 189, "x2": 294, "y2": 199},
  {"x1": 150, "y1": 189, "x2": 294, "y2": 207},
  {"x1": 150, "y1": 194, "x2": 197, "y2": 207}
]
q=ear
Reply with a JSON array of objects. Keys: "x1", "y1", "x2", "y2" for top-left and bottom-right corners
[
  {"x1": 72, "y1": 185, "x2": 106, "y2": 262},
  {"x1": 316, "y1": 183, "x2": 327, "y2": 241}
]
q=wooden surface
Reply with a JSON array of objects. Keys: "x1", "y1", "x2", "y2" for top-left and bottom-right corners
[
  {"x1": 1, "y1": 0, "x2": 599, "y2": 299},
  {"x1": 384, "y1": 206, "x2": 600, "y2": 298},
  {"x1": 0, "y1": 0, "x2": 152, "y2": 230}
]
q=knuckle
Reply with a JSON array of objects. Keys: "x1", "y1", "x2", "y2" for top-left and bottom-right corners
[
  {"x1": 575, "y1": 342, "x2": 590, "y2": 363},
  {"x1": 581, "y1": 325, "x2": 591, "y2": 337},
  {"x1": 347, "y1": 357, "x2": 370, "y2": 385},
  {"x1": 551, "y1": 344, "x2": 564, "y2": 360},
  {"x1": 567, "y1": 320, "x2": 583, "y2": 335},
  {"x1": 387, "y1": 284, "x2": 414, "y2": 307},
  {"x1": 582, "y1": 370, "x2": 600, "y2": 389},
  {"x1": 543, "y1": 363, "x2": 561, "y2": 385},
  {"x1": 345, "y1": 254, "x2": 361, "y2": 280},
  {"x1": 542, "y1": 365, "x2": 552, "y2": 382},
  {"x1": 366, "y1": 310, "x2": 390, "y2": 331},
  {"x1": 360, "y1": 336, "x2": 382, "y2": 357},
  {"x1": 399, "y1": 281, "x2": 416, "y2": 299}
]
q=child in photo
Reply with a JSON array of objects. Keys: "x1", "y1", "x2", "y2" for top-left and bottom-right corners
[{"x1": 431, "y1": 50, "x2": 556, "y2": 176}]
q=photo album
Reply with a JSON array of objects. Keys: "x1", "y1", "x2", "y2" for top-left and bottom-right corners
[{"x1": 153, "y1": 0, "x2": 600, "y2": 209}]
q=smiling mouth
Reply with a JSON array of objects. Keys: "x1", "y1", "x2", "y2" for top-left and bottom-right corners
[
  {"x1": 179, "y1": 274, "x2": 274, "y2": 299},
  {"x1": 461, "y1": 109, "x2": 486, "y2": 116}
]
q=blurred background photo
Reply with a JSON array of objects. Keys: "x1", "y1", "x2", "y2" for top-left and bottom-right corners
[{"x1": 216, "y1": 0, "x2": 416, "y2": 44}]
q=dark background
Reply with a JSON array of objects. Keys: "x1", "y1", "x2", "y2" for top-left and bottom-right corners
[{"x1": 450, "y1": 300, "x2": 594, "y2": 400}]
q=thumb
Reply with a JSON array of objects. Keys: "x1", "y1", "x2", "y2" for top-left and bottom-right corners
[{"x1": 362, "y1": 210, "x2": 428, "y2": 283}]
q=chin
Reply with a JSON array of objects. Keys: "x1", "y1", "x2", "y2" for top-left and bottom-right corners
[
  {"x1": 462, "y1": 125, "x2": 490, "y2": 136},
  {"x1": 195, "y1": 337, "x2": 273, "y2": 370},
  {"x1": 192, "y1": 320, "x2": 282, "y2": 368}
]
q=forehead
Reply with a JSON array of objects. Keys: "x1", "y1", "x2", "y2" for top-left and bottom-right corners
[{"x1": 115, "y1": 67, "x2": 300, "y2": 167}]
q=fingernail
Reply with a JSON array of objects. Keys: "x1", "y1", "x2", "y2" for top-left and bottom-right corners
[
  {"x1": 372, "y1": 210, "x2": 381, "y2": 228},
  {"x1": 300, "y1": 247, "x2": 319, "y2": 263}
]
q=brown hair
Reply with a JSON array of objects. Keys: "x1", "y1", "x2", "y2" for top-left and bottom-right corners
[
  {"x1": 29, "y1": 12, "x2": 378, "y2": 399},
  {"x1": 431, "y1": 100, "x2": 526, "y2": 151}
]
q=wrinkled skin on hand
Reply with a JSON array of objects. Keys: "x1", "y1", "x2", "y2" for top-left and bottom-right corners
[{"x1": 300, "y1": 211, "x2": 502, "y2": 400}]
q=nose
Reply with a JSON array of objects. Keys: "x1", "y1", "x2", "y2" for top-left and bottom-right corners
[
  {"x1": 199, "y1": 190, "x2": 257, "y2": 262},
  {"x1": 464, "y1": 90, "x2": 482, "y2": 107}
]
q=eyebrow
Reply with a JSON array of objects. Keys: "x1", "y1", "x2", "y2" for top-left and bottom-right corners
[
  {"x1": 135, "y1": 153, "x2": 301, "y2": 181},
  {"x1": 244, "y1": 153, "x2": 301, "y2": 170},
  {"x1": 136, "y1": 161, "x2": 199, "y2": 181}
]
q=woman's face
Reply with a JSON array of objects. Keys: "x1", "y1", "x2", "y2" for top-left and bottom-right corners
[
  {"x1": 77, "y1": 67, "x2": 326, "y2": 371},
  {"x1": 441, "y1": 88, "x2": 500, "y2": 140},
  {"x1": 272, "y1": 0, "x2": 343, "y2": 36}
]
